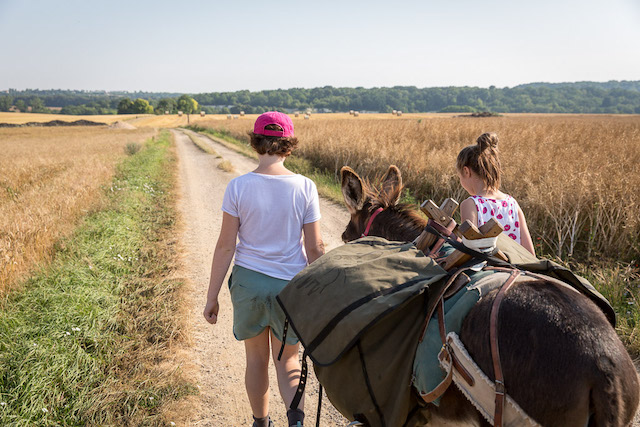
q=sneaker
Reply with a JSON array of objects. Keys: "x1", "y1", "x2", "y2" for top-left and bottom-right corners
[
  {"x1": 252, "y1": 416, "x2": 274, "y2": 427},
  {"x1": 287, "y1": 408, "x2": 304, "y2": 427}
]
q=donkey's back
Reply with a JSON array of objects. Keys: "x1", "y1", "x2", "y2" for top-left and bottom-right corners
[{"x1": 454, "y1": 279, "x2": 639, "y2": 427}]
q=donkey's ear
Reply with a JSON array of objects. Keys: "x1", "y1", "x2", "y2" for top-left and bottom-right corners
[
  {"x1": 381, "y1": 165, "x2": 402, "y2": 206},
  {"x1": 341, "y1": 166, "x2": 365, "y2": 214}
]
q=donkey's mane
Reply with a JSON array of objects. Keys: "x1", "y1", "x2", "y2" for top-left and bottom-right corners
[{"x1": 363, "y1": 178, "x2": 427, "y2": 239}]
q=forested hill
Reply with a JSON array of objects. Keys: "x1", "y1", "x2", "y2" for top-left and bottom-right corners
[
  {"x1": 193, "y1": 81, "x2": 640, "y2": 114},
  {"x1": 516, "y1": 81, "x2": 640, "y2": 92},
  {"x1": 2, "y1": 81, "x2": 639, "y2": 115}
]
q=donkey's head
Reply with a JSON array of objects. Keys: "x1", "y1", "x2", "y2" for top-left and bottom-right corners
[{"x1": 340, "y1": 165, "x2": 426, "y2": 243}]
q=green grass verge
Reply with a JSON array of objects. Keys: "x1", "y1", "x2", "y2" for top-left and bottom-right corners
[
  {"x1": 184, "y1": 123, "x2": 640, "y2": 357},
  {"x1": 0, "y1": 131, "x2": 195, "y2": 425}
]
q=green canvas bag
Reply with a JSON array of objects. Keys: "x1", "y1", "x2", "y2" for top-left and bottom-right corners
[{"x1": 277, "y1": 236, "x2": 448, "y2": 427}]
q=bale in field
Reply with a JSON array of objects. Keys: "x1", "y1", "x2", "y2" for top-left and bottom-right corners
[
  {"x1": 354, "y1": 111, "x2": 360, "y2": 117},
  {"x1": 200, "y1": 111, "x2": 206, "y2": 117},
  {"x1": 227, "y1": 114, "x2": 232, "y2": 119},
  {"x1": 240, "y1": 111, "x2": 245, "y2": 116},
  {"x1": 178, "y1": 111, "x2": 183, "y2": 117},
  {"x1": 397, "y1": 111, "x2": 403, "y2": 116},
  {"x1": 392, "y1": 109, "x2": 397, "y2": 115},
  {"x1": 295, "y1": 112, "x2": 300, "y2": 117},
  {"x1": 304, "y1": 115, "x2": 310, "y2": 120}
]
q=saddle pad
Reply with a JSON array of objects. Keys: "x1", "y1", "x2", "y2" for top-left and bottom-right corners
[{"x1": 440, "y1": 332, "x2": 541, "y2": 427}]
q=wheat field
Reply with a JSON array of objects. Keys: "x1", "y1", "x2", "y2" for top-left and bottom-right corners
[
  {"x1": 0, "y1": 126, "x2": 156, "y2": 291},
  {"x1": 197, "y1": 114, "x2": 640, "y2": 261},
  {"x1": 0, "y1": 112, "x2": 136, "y2": 124}
]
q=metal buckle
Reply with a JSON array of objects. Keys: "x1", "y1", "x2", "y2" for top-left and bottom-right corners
[
  {"x1": 495, "y1": 380, "x2": 505, "y2": 395},
  {"x1": 438, "y1": 342, "x2": 453, "y2": 363}
]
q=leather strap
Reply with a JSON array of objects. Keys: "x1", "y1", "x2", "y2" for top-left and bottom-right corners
[
  {"x1": 419, "y1": 268, "x2": 469, "y2": 342},
  {"x1": 420, "y1": 300, "x2": 454, "y2": 402},
  {"x1": 427, "y1": 219, "x2": 458, "y2": 256},
  {"x1": 421, "y1": 284, "x2": 475, "y2": 403},
  {"x1": 489, "y1": 269, "x2": 521, "y2": 427}
]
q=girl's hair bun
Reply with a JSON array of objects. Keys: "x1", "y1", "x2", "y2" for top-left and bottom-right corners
[{"x1": 477, "y1": 132, "x2": 499, "y2": 151}]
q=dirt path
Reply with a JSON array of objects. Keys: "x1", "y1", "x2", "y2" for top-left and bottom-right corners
[{"x1": 171, "y1": 129, "x2": 350, "y2": 426}]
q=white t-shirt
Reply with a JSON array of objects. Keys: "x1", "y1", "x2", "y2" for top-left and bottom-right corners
[{"x1": 222, "y1": 172, "x2": 321, "y2": 280}]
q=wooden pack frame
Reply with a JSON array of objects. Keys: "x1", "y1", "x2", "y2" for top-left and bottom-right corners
[{"x1": 414, "y1": 198, "x2": 508, "y2": 271}]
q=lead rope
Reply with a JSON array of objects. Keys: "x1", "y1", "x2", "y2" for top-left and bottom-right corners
[
  {"x1": 277, "y1": 318, "x2": 290, "y2": 361},
  {"x1": 316, "y1": 384, "x2": 323, "y2": 427},
  {"x1": 290, "y1": 351, "x2": 308, "y2": 411}
]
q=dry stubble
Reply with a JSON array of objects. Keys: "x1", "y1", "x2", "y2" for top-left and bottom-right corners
[{"x1": 0, "y1": 126, "x2": 156, "y2": 292}]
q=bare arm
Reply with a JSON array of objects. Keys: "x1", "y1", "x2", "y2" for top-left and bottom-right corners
[
  {"x1": 460, "y1": 198, "x2": 479, "y2": 227},
  {"x1": 303, "y1": 221, "x2": 325, "y2": 264},
  {"x1": 517, "y1": 207, "x2": 536, "y2": 256},
  {"x1": 203, "y1": 212, "x2": 239, "y2": 324}
]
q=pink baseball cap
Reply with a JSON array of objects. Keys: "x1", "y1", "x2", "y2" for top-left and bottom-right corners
[{"x1": 253, "y1": 111, "x2": 294, "y2": 137}]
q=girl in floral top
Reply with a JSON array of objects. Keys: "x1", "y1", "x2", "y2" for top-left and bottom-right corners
[{"x1": 456, "y1": 132, "x2": 535, "y2": 255}]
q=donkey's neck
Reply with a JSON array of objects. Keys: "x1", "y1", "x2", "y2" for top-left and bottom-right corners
[{"x1": 371, "y1": 207, "x2": 426, "y2": 242}]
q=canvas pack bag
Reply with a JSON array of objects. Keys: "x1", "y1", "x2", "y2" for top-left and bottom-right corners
[{"x1": 277, "y1": 236, "x2": 449, "y2": 427}]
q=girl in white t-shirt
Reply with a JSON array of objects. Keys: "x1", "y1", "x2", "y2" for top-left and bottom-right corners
[
  {"x1": 204, "y1": 112, "x2": 325, "y2": 427},
  {"x1": 456, "y1": 132, "x2": 535, "y2": 255}
]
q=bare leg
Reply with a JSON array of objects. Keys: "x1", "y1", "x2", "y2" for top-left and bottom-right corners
[
  {"x1": 245, "y1": 328, "x2": 271, "y2": 418},
  {"x1": 270, "y1": 330, "x2": 304, "y2": 410}
]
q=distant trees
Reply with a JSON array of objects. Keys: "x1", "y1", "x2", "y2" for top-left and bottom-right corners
[
  {"x1": 29, "y1": 97, "x2": 49, "y2": 113},
  {"x1": 4, "y1": 82, "x2": 640, "y2": 116},
  {"x1": 176, "y1": 95, "x2": 198, "y2": 123},
  {"x1": 14, "y1": 100, "x2": 27, "y2": 112},
  {"x1": 155, "y1": 98, "x2": 177, "y2": 114},
  {"x1": 117, "y1": 98, "x2": 134, "y2": 114},
  {"x1": 192, "y1": 83, "x2": 640, "y2": 114},
  {"x1": 0, "y1": 95, "x2": 13, "y2": 112},
  {"x1": 117, "y1": 98, "x2": 153, "y2": 114}
]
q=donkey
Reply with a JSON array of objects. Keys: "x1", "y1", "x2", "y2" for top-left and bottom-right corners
[{"x1": 340, "y1": 165, "x2": 639, "y2": 427}]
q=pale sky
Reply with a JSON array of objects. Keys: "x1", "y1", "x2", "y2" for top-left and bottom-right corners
[{"x1": 1, "y1": 0, "x2": 639, "y2": 93}]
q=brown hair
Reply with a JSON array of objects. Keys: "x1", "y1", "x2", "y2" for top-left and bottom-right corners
[
  {"x1": 456, "y1": 132, "x2": 502, "y2": 190},
  {"x1": 249, "y1": 124, "x2": 299, "y2": 157}
]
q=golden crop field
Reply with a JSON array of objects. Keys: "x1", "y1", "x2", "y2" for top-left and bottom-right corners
[
  {"x1": 197, "y1": 114, "x2": 640, "y2": 261},
  {"x1": 0, "y1": 126, "x2": 156, "y2": 291},
  {"x1": 0, "y1": 112, "x2": 134, "y2": 125}
]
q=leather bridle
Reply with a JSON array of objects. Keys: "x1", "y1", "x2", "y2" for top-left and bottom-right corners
[{"x1": 361, "y1": 207, "x2": 384, "y2": 237}]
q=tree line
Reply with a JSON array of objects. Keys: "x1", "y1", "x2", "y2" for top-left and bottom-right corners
[{"x1": 1, "y1": 81, "x2": 639, "y2": 115}]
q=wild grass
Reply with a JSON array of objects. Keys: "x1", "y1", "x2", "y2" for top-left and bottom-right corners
[
  {"x1": 0, "y1": 126, "x2": 156, "y2": 292},
  {"x1": 0, "y1": 112, "x2": 132, "y2": 125},
  {"x1": 125, "y1": 141, "x2": 142, "y2": 155},
  {"x1": 217, "y1": 160, "x2": 235, "y2": 172},
  {"x1": 192, "y1": 115, "x2": 640, "y2": 355},
  {"x1": 184, "y1": 130, "x2": 218, "y2": 155},
  {"x1": 195, "y1": 115, "x2": 640, "y2": 263},
  {"x1": 0, "y1": 131, "x2": 194, "y2": 425}
]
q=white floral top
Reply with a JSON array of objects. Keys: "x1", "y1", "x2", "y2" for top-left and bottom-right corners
[{"x1": 469, "y1": 195, "x2": 522, "y2": 244}]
